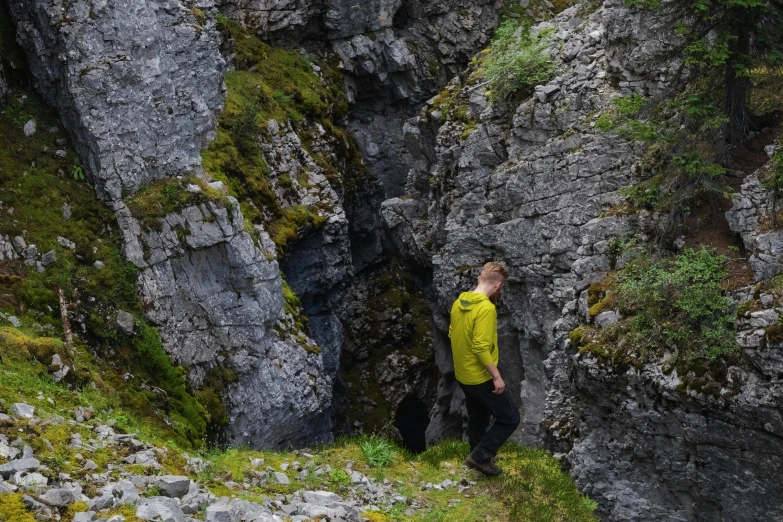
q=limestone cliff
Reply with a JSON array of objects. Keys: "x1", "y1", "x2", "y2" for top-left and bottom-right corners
[
  {"x1": 382, "y1": 0, "x2": 783, "y2": 519},
  {"x1": 6, "y1": 0, "x2": 333, "y2": 448}
]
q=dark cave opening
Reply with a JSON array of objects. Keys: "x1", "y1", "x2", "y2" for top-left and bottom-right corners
[{"x1": 394, "y1": 395, "x2": 430, "y2": 453}]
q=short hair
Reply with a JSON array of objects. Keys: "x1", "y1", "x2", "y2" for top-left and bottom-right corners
[{"x1": 480, "y1": 262, "x2": 509, "y2": 283}]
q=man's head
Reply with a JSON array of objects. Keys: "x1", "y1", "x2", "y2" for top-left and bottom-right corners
[{"x1": 475, "y1": 261, "x2": 509, "y2": 301}]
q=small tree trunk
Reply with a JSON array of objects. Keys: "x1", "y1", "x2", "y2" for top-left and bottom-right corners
[
  {"x1": 58, "y1": 287, "x2": 74, "y2": 355},
  {"x1": 724, "y1": 19, "x2": 752, "y2": 145}
]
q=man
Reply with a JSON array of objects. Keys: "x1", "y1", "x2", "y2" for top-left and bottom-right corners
[{"x1": 449, "y1": 261, "x2": 520, "y2": 476}]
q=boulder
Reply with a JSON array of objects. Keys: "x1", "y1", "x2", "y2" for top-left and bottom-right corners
[
  {"x1": 154, "y1": 476, "x2": 192, "y2": 498},
  {"x1": 136, "y1": 497, "x2": 185, "y2": 522}
]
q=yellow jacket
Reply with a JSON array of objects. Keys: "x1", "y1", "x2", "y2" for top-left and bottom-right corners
[{"x1": 449, "y1": 291, "x2": 498, "y2": 385}]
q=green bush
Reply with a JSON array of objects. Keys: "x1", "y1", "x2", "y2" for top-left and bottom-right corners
[
  {"x1": 481, "y1": 20, "x2": 554, "y2": 101},
  {"x1": 588, "y1": 248, "x2": 736, "y2": 362},
  {"x1": 328, "y1": 469, "x2": 351, "y2": 486}
]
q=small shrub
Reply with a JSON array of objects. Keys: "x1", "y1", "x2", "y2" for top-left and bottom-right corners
[
  {"x1": 361, "y1": 436, "x2": 397, "y2": 467},
  {"x1": 329, "y1": 469, "x2": 351, "y2": 486},
  {"x1": 481, "y1": 20, "x2": 554, "y2": 101},
  {"x1": 587, "y1": 248, "x2": 736, "y2": 363}
]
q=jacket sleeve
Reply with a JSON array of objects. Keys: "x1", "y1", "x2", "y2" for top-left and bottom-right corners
[{"x1": 471, "y1": 305, "x2": 496, "y2": 367}]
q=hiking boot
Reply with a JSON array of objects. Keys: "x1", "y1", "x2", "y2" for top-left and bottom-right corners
[{"x1": 465, "y1": 454, "x2": 502, "y2": 476}]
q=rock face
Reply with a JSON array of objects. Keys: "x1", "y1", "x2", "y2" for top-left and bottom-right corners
[
  {"x1": 726, "y1": 166, "x2": 783, "y2": 281},
  {"x1": 8, "y1": 0, "x2": 333, "y2": 448},
  {"x1": 333, "y1": 265, "x2": 438, "y2": 449},
  {"x1": 9, "y1": 0, "x2": 226, "y2": 201},
  {"x1": 0, "y1": 62, "x2": 7, "y2": 103},
  {"x1": 379, "y1": 0, "x2": 783, "y2": 518},
  {"x1": 264, "y1": 121, "x2": 353, "y2": 379},
  {"x1": 547, "y1": 272, "x2": 783, "y2": 521},
  {"x1": 115, "y1": 191, "x2": 333, "y2": 447},
  {"x1": 383, "y1": 0, "x2": 655, "y2": 448},
  {"x1": 220, "y1": 0, "x2": 502, "y2": 197}
]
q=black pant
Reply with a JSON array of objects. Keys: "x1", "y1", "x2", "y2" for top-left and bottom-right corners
[{"x1": 460, "y1": 379, "x2": 520, "y2": 464}]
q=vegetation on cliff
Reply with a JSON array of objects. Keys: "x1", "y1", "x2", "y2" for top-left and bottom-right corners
[
  {"x1": 202, "y1": 15, "x2": 370, "y2": 256},
  {"x1": 600, "y1": 1, "x2": 783, "y2": 242},
  {"x1": 479, "y1": 19, "x2": 555, "y2": 102},
  {"x1": 0, "y1": 85, "x2": 210, "y2": 446}
]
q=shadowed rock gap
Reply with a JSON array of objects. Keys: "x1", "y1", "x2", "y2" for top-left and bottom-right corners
[{"x1": 395, "y1": 395, "x2": 430, "y2": 453}]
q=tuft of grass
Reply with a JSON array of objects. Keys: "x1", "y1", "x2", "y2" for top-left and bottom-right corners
[
  {"x1": 126, "y1": 175, "x2": 228, "y2": 224},
  {"x1": 329, "y1": 469, "x2": 351, "y2": 486},
  {"x1": 361, "y1": 436, "x2": 398, "y2": 467}
]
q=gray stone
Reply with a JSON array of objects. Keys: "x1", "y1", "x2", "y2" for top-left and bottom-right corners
[
  {"x1": 73, "y1": 512, "x2": 97, "y2": 522},
  {"x1": 10, "y1": 403, "x2": 34, "y2": 419},
  {"x1": 41, "y1": 487, "x2": 81, "y2": 506},
  {"x1": 41, "y1": 250, "x2": 56, "y2": 266},
  {"x1": 272, "y1": 472, "x2": 290, "y2": 485},
  {"x1": 205, "y1": 504, "x2": 237, "y2": 522},
  {"x1": 300, "y1": 490, "x2": 341, "y2": 506},
  {"x1": 57, "y1": 236, "x2": 76, "y2": 250},
  {"x1": 136, "y1": 497, "x2": 185, "y2": 522},
  {"x1": 594, "y1": 311, "x2": 619, "y2": 329},
  {"x1": 11, "y1": 236, "x2": 26, "y2": 253},
  {"x1": 23, "y1": 119, "x2": 36, "y2": 136},
  {"x1": 117, "y1": 310, "x2": 135, "y2": 335},
  {"x1": 13, "y1": 471, "x2": 47, "y2": 487},
  {"x1": 154, "y1": 476, "x2": 191, "y2": 498}
]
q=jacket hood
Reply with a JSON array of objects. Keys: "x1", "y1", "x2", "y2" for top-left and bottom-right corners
[{"x1": 457, "y1": 291, "x2": 489, "y2": 311}]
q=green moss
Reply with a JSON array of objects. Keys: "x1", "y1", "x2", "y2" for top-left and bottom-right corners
[
  {"x1": 126, "y1": 175, "x2": 228, "y2": 223},
  {"x1": 736, "y1": 300, "x2": 761, "y2": 317},
  {"x1": 202, "y1": 18, "x2": 371, "y2": 258},
  {"x1": 0, "y1": 493, "x2": 37, "y2": 522},
  {"x1": 267, "y1": 205, "x2": 326, "y2": 254}
]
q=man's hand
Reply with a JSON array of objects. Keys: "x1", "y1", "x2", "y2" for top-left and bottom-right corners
[{"x1": 492, "y1": 375, "x2": 506, "y2": 395}]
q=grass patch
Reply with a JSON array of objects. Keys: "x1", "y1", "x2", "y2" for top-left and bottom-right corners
[
  {"x1": 189, "y1": 437, "x2": 597, "y2": 522},
  {"x1": 362, "y1": 435, "x2": 398, "y2": 467},
  {"x1": 125, "y1": 175, "x2": 229, "y2": 225}
]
